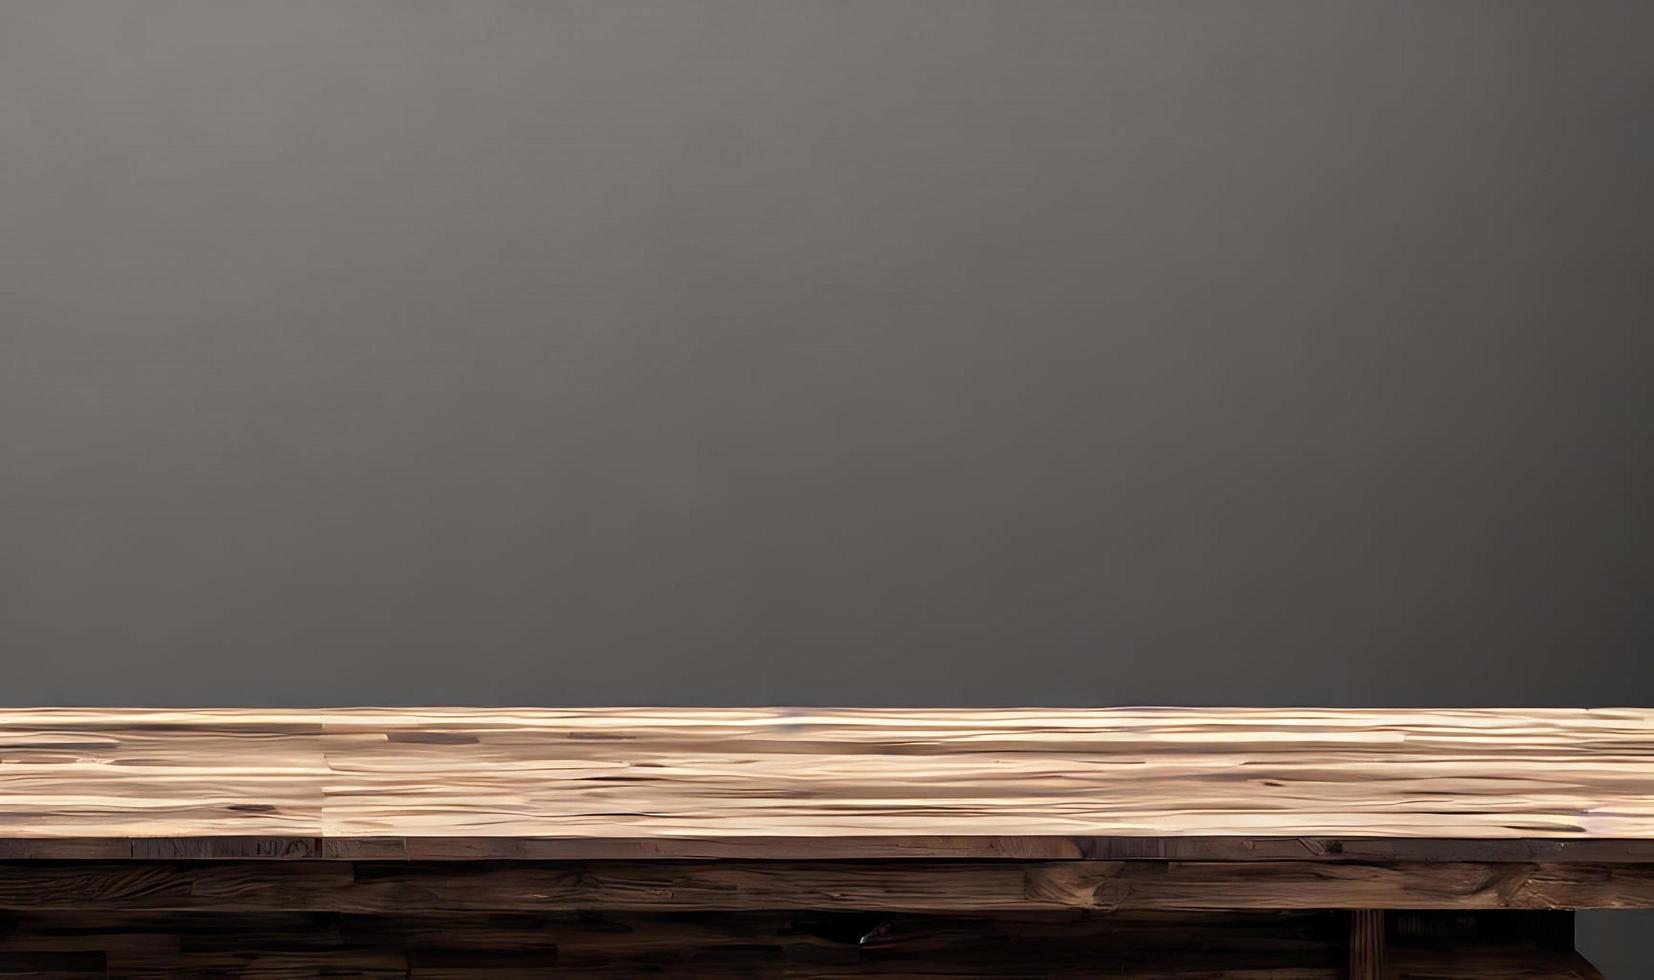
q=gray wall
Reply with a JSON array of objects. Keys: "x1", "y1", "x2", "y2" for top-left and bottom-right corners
[{"x1": 2, "y1": 0, "x2": 1650, "y2": 969}]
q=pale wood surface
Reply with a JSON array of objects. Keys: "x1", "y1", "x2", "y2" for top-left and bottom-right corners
[{"x1": 1, "y1": 707, "x2": 1650, "y2": 850}]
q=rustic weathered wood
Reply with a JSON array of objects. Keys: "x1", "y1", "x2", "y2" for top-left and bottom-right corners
[
  {"x1": 321, "y1": 834, "x2": 1654, "y2": 863},
  {"x1": 1, "y1": 708, "x2": 1640, "y2": 973},
  {"x1": 1349, "y1": 909, "x2": 1385, "y2": 979},
  {"x1": 1, "y1": 708, "x2": 1651, "y2": 857},
  {"x1": 10, "y1": 834, "x2": 1654, "y2": 863},
  {"x1": 1, "y1": 859, "x2": 1650, "y2": 913}
]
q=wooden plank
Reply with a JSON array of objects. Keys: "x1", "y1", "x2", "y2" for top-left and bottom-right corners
[
  {"x1": 5, "y1": 834, "x2": 1654, "y2": 863},
  {"x1": 1349, "y1": 909, "x2": 1385, "y2": 980},
  {"x1": 322, "y1": 834, "x2": 1654, "y2": 863},
  {"x1": 1, "y1": 860, "x2": 1651, "y2": 912},
  {"x1": 0, "y1": 708, "x2": 1651, "y2": 854},
  {"x1": 0, "y1": 839, "x2": 135, "y2": 860}
]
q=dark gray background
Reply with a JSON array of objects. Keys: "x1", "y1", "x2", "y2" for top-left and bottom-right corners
[{"x1": 2, "y1": 0, "x2": 1650, "y2": 970}]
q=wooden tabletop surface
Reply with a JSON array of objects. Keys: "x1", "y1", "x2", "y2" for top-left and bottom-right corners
[{"x1": 1, "y1": 707, "x2": 1650, "y2": 860}]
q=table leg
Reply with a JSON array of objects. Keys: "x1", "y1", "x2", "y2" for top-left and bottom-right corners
[{"x1": 1350, "y1": 909, "x2": 1387, "y2": 979}]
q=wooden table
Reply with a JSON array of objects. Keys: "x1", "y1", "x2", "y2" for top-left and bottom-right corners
[{"x1": 1, "y1": 708, "x2": 1650, "y2": 976}]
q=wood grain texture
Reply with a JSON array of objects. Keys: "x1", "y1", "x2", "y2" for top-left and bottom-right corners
[
  {"x1": 1349, "y1": 909, "x2": 1385, "y2": 980},
  {"x1": 11, "y1": 835, "x2": 1654, "y2": 863},
  {"x1": 1, "y1": 860, "x2": 1651, "y2": 912},
  {"x1": 2, "y1": 708, "x2": 1651, "y2": 856},
  {"x1": 2, "y1": 709, "x2": 1637, "y2": 973}
]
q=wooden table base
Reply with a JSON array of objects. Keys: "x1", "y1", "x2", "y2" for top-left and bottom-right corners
[{"x1": 0, "y1": 901, "x2": 1601, "y2": 977}]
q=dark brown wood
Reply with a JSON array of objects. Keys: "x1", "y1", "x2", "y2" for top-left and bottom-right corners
[
  {"x1": 319, "y1": 834, "x2": 1654, "y2": 863},
  {"x1": 1381, "y1": 910, "x2": 1604, "y2": 978},
  {"x1": 2, "y1": 859, "x2": 1651, "y2": 914},
  {"x1": 1349, "y1": 909, "x2": 1385, "y2": 979},
  {"x1": 0, "y1": 908, "x2": 1605, "y2": 977},
  {"x1": 10, "y1": 834, "x2": 1654, "y2": 863}
]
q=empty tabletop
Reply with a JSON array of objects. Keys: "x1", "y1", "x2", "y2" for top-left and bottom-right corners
[{"x1": 1, "y1": 707, "x2": 1650, "y2": 861}]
